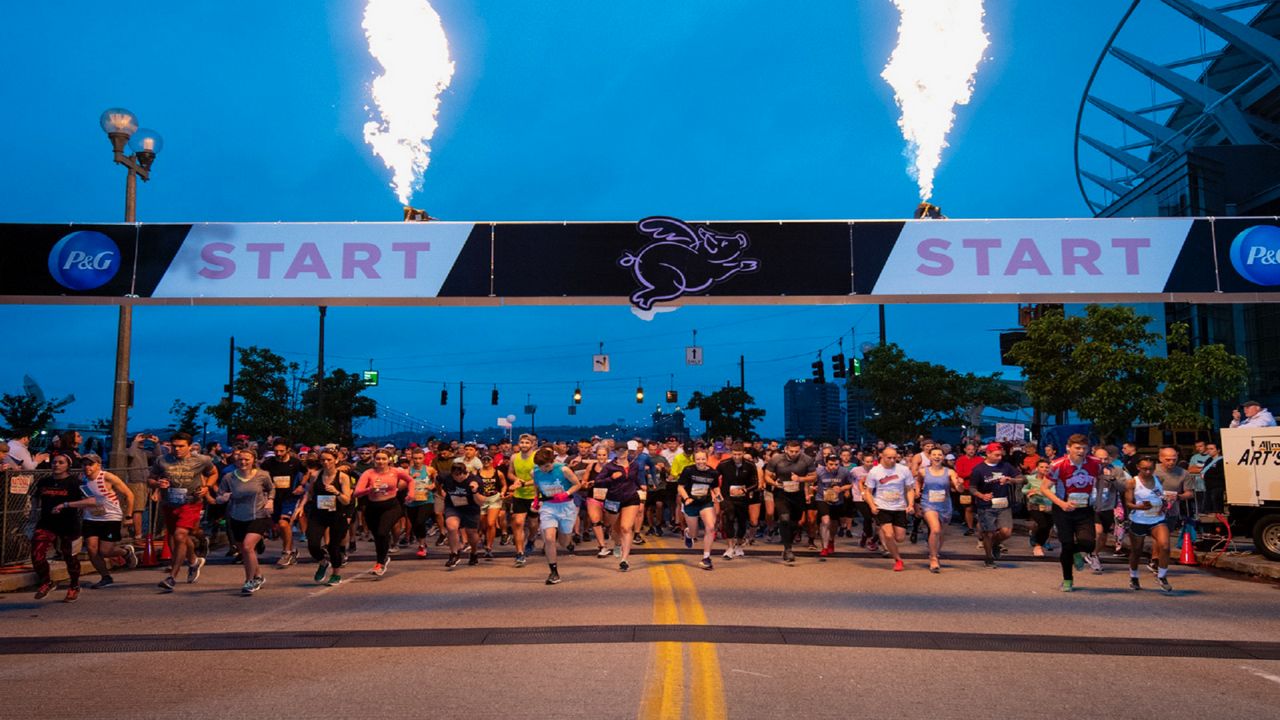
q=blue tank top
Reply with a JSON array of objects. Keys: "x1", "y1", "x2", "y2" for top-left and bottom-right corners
[
  {"x1": 920, "y1": 466, "x2": 953, "y2": 513},
  {"x1": 533, "y1": 463, "x2": 572, "y2": 501}
]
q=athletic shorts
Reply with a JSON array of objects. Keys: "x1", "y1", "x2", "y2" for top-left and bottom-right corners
[
  {"x1": 445, "y1": 508, "x2": 480, "y2": 530},
  {"x1": 815, "y1": 501, "x2": 843, "y2": 518},
  {"x1": 604, "y1": 497, "x2": 642, "y2": 513},
  {"x1": 272, "y1": 499, "x2": 300, "y2": 523},
  {"x1": 81, "y1": 520, "x2": 123, "y2": 542},
  {"x1": 682, "y1": 500, "x2": 714, "y2": 518},
  {"x1": 162, "y1": 503, "x2": 203, "y2": 532},
  {"x1": 511, "y1": 497, "x2": 535, "y2": 516},
  {"x1": 228, "y1": 517, "x2": 273, "y2": 542},
  {"x1": 1095, "y1": 510, "x2": 1115, "y2": 533},
  {"x1": 977, "y1": 507, "x2": 1013, "y2": 533},
  {"x1": 479, "y1": 494, "x2": 503, "y2": 512},
  {"x1": 1128, "y1": 520, "x2": 1163, "y2": 537},
  {"x1": 874, "y1": 509, "x2": 908, "y2": 528},
  {"x1": 539, "y1": 500, "x2": 577, "y2": 534}
]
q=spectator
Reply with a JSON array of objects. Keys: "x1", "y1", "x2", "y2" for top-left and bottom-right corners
[
  {"x1": 1230, "y1": 400, "x2": 1276, "y2": 428},
  {"x1": 1200, "y1": 443, "x2": 1226, "y2": 514},
  {"x1": 3, "y1": 431, "x2": 47, "y2": 470}
]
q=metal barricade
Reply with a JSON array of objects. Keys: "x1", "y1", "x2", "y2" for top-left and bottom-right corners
[{"x1": 1, "y1": 467, "x2": 39, "y2": 566}]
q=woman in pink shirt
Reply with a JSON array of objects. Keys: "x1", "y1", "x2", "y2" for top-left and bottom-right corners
[{"x1": 355, "y1": 449, "x2": 413, "y2": 577}]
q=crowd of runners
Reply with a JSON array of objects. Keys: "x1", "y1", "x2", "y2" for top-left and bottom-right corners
[{"x1": 8, "y1": 428, "x2": 1220, "y2": 601}]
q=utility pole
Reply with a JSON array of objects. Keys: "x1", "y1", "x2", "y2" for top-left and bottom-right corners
[
  {"x1": 878, "y1": 305, "x2": 887, "y2": 346},
  {"x1": 459, "y1": 381, "x2": 465, "y2": 442},
  {"x1": 316, "y1": 306, "x2": 327, "y2": 419},
  {"x1": 226, "y1": 336, "x2": 236, "y2": 444},
  {"x1": 739, "y1": 355, "x2": 745, "y2": 389}
]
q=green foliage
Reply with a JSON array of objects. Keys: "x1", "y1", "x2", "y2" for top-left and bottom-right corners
[
  {"x1": 1150, "y1": 322, "x2": 1248, "y2": 430},
  {"x1": 168, "y1": 399, "x2": 206, "y2": 435},
  {"x1": 300, "y1": 368, "x2": 377, "y2": 446},
  {"x1": 0, "y1": 392, "x2": 72, "y2": 437},
  {"x1": 686, "y1": 386, "x2": 765, "y2": 440},
  {"x1": 857, "y1": 344, "x2": 1019, "y2": 441}
]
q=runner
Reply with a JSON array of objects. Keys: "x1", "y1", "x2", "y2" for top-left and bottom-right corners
[
  {"x1": 214, "y1": 448, "x2": 274, "y2": 594},
  {"x1": 919, "y1": 447, "x2": 963, "y2": 572},
  {"x1": 31, "y1": 455, "x2": 87, "y2": 602},
  {"x1": 1084, "y1": 446, "x2": 1130, "y2": 573},
  {"x1": 717, "y1": 443, "x2": 759, "y2": 560},
  {"x1": 532, "y1": 447, "x2": 582, "y2": 585},
  {"x1": 506, "y1": 434, "x2": 540, "y2": 567},
  {"x1": 354, "y1": 449, "x2": 413, "y2": 577},
  {"x1": 404, "y1": 447, "x2": 437, "y2": 559},
  {"x1": 968, "y1": 443, "x2": 1021, "y2": 569},
  {"x1": 849, "y1": 451, "x2": 878, "y2": 551},
  {"x1": 953, "y1": 442, "x2": 983, "y2": 537},
  {"x1": 77, "y1": 453, "x2": 137, "y2": 589},
  {"x1": 302, "y1": 448, "x2": 353, "y2": 585},
  {"x1": 1042, "y1": 434, "x2": 1104, "y2": 592},
  {"x1": 1022, "y1": 458, "x2": 1054, "y2": 557},
  {"x1": 1154, "y1": 446, "x2": 1196, "y2": 563},
  {"x1": 764, "y1": 440, "x2": 817, "y2": 564},
  {"x1": 597, "y1": 442, "x2": 644, "y2": 572},
  {"x1": 677, "y1": 450, "x2": 722, "y2": 570},
  {"x1": 261, "y1": 439, "x2": 305, "y2": 568},
  {"x1": 641, "y1": 439, "x2": 671, "y2": 538},
  {"x1": 1124, "y1": 456, "x2": 1174, "y2": 592},
  {"x1": 476, "y1": 454, "x2": 505, "y2": 560},
  {"x1": 442, "y1": 462, "x2": 483, "y2": 569},
  {"x1": 812, "y1": 454, "x2": 853, "y2": 558},
  {"x1": 862, "y1": 447, "x2": 916, "y2": 571},
  {"x1": 148, "y1": 432, "x2": 218, "y2": 593}
]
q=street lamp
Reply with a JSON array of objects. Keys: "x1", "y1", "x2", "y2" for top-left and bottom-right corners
[{"x1": 100, "y1": 107, "x2": 163, "y2": 473}]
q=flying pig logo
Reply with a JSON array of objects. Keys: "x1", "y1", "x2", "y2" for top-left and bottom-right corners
[{"x1": 619, "y1": 217, "x2": 760, "y2": 310}]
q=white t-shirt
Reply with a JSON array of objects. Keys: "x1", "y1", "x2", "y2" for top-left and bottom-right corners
[{"x1": 865, "y1": 463, "x2": 916, "y2": 511}]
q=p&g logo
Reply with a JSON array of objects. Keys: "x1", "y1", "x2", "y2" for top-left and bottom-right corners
[
  {"x1": 1229, "y1": 225, "x2": 1280, "y2": 287},
  {"x1": 47, "y1": 231, "x2": 121, "y2": 290}
]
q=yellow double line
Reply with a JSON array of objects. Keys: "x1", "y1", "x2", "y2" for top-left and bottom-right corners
[{"x1": 639, "y1": 544, "x2": 726, "y2": 720}]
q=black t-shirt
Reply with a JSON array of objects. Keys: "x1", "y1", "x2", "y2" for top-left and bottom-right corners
[
  {"x1": 477, "y1": 469, "x2": 502, "y2": 497},
  {"x1": 717, "y1": 460, "x2": 758, "y2": 499},
  {"x1": 678, "y1": 465, "x2": 719, "y2": 504},
  {"x1": 261, "y1": 455, "x2": 305, "y2": 501},
  {"x1": 441, "y1": 473, "x2": 480, "y2": 510},
  {"x1": 35, "y1": 475, "x2": 84, "y2": 536}
]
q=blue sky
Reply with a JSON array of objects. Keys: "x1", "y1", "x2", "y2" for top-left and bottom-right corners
[{"x1": 0, "y1": 1, "x2": 1206, "y2": 438}]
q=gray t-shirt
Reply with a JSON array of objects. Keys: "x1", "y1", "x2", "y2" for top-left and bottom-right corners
[
  {"x1": 150, "y1": 453, "x2": 216, "y2": 506},
  {"x1": 766, "y1": 453, "x2": 816, "y2": 495},
  {"x1": 218, "y1": 469, "x2": 274, "y2": 521},
  {"x1": 1094, "y1": 464, "x2": 1130, "y2": 512},
  {"x1": 1154, "y1": 465, "x2": 1194, "y2": 518}
]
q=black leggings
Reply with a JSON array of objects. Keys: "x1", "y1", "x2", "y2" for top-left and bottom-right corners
[
  {"x1": 362, "y1": 499, "x2": 404, "y2": 564},
  {"x1": 306, "y1": 511, "x2": 350, "y2": 567},
  {"x1": 1052, "y1": 507, "x2": 1096, "y2": 581},
  {"x1": 722, "y1": 498, "x2": 752, "y2": 541},
  {"x1": 775, "y1": 493, "x2": 804, "y2": 551},
  {"x1": 851, "y1": 501, "x2": 874, "y2": 540},
  {"x1": 405, "y1": 504, "x2": 433, "y2": 542},
  {"x1": 1028, "y1": 506, "x2": 1053, "y2": 547}
]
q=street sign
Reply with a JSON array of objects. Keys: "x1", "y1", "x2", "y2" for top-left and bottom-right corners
[
  {"x1": 497, "y1": 417, "x2": 512, "y2": 428},
  {"x1": 593, "y1": 354, "x2": 610, "y2": 372},
  {"x1": 361, "y1": 370, "x2": 379, "y2": 386},
  {"x1": 685, "y1": 346, "x2": 702, "y2": 365}
]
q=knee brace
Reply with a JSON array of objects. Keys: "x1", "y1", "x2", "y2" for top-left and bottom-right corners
[{"x1": 593, "y1": 521, "x2": 606, "y2": 528}]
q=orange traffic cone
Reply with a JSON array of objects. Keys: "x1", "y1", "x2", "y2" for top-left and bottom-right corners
[
  {"x1": 141, "y1": 535, "x2": 156, "y2": 567},
  {"x1": 158, "y1": 536, "x2": 172, "y2": 562},
  {"x1": 1179, "y1": 530, "x2": 1197, "y2": 565}
]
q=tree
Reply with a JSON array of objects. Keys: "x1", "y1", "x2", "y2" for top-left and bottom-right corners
[
  {"x1": 686, "y1": 386, "x2": 765, "y2": 440},
  {"x1": 208, "y1": 346, "x2": 298, "y2": 441},
  {"x1": 856, "y1": 344, "x2": 1019, "y2": 441},
  {"x1": 1149, "y1": 322, "x2": 1248, "y2": 430},
  {"x1": 169, "y1": 399, "x2": 206, "y2": 435},
  {"x1": 0, "y1": 392, "x2": 72, "y2": 437},
  {"x1": 299, "y1": 369, "x2": 377, "y2": 446}
]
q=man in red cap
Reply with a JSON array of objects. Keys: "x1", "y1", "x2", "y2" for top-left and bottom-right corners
[{"x1": 966, "y1": 442, "x2": 1022, "y2": 569}]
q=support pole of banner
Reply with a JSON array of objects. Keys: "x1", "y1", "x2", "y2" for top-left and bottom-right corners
[
  {"x1": 878, "y1": 305, "x2": 887, "y2": 346},
  {"x1": 459, "y1": 381, "x2": 465, "y2": 443},
  {"x1": 316, "y1": 306, "x2": 327, "y2": 420}
]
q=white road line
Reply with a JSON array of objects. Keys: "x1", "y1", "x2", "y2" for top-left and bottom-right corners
[
  {"x1": 730, "y1": 669, "x2": 773, "y2": 678},
  {"x1": 1240, "y1": 665, "x2": 1280, "y2": 686}
]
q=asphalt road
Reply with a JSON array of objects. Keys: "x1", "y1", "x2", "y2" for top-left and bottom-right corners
[{"x1": 3, "y1": 532, "x2": 1279, "y2": 719}]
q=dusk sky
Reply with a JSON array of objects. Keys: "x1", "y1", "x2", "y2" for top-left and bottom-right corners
[{"x1": 1, "y1": 1, "x2": 1221, "y2": 438}]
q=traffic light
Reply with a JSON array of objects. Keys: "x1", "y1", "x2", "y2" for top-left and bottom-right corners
[
  {"x1": 440, "y1": 388, "x2": 448, "y2": 405},
  {"x1": 665, "y1": 390, "x2": 678, "y2": 403},
  {"x1": 831, "y1": 353, "x2": 846, "y2": 379},
  {"x1": 811, "y1": 359, "x2": 825, "y2": 384},
  {"x1": 491, "y1": 387, "x2": 499, "y2": 405},
  {"x1": 635, "y1": 383, "x2": 645, "y2": 404},
  {"x1": 573, "y1": 386, "x2": 582, "y2": 404},
  {"x1": 851, "y1": 358, "x2": 862, "y2": 376}
]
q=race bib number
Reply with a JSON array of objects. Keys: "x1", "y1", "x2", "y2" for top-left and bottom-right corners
[
  {"x1": 449, "y1": 493, "x2": 471, "y2": 508},
  {"x1": 990, "y1": 496, "x2": 1009, "y2": 509},
  {"x1": 823, "y1": 489, "x2": 840, "y2": 503},
  {"x1": 927, "y1": 489, "x2": 947, "y2": 504},
  {"x1": 604, "y1": 500, "x2": 621, "y2": 513},
  {"x1": 272, "y1": 476, "x2": 292, "y2": 489},
  {"x1": 1067, "y1": 492, "x2": 1091, "y2": 508},
  {"x1": 316, "y1": 495, "x2": 337, "y2": 511},
  {"x1": 414, "y1": 490, "x2": 428, "y2": 502},
  {"x1": 538, "y1": 483, "x2": 562, "y2": 498},
  {"x1": 593, "y1": 487, "x2": 608, "y2": 501},
  {"x1": 782, "y1": 480, "x2": 801, "y2": 493},
  {"x1": 877, "y1": 489, "x2": 902, "y2": 503},
  {"x1": 730, "y1": 485, "x2": 746, "y2": 497},
  {"x1": 959, "y1": 494, "x2": 972, "y2": 505},
  {"x1": 691, "y1": 484, "x2": 709, "y2": 498},
  {"x1": 637, "y1": 489, "x2": 647, "y2": 502},
  {"x1": 166, "y1": 488, "x2": 189, "y2": 505}
]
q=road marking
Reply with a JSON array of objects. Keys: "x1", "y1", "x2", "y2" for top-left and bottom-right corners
[
  {"x1": 666, "y1": 560, "x2": 727, "y2": 720},
  {"x1": 730, "y1": 669, "x2": 773, "y2": 678},
  {"x1": 1241, "y1": 665, "x2": 1280, "y2": 686},
  {"x1": 640, "y1": 553, "x2": 683, "y2": 720}
]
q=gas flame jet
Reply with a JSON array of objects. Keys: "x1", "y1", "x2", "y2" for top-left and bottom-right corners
[
  {"x1": 881, "y1": 0, "x2": 989, "y2": 201},
  {"x1": 363, "y1": 0, "x2": 456, "y2": 206}
]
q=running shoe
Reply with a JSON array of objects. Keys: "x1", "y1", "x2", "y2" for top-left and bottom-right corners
[
  {"x1": 984, "y1": 559, "x2": 997, "y2": 570},
  {"x1": 416, "y1": 545, "x2": 427, "y2": 559},
  {"x1": 684, "y1": 533, "x2": 693, "y2": 549},
  {"x1": 242, "y1": 580, "x2": 258, "y2": 595},
  {"x1": 633, "y1": 533, "x2": 646, "y2": 546},
  {"x1": 1088, "y1": 554, "x2": 1103, "y2": 574},
  {"x1": 596, "y1": 546, "x2": 611, "y2": 559},
  {"x1": 499, "y1": 533, "x2": 511, "y2": 546},
  {"x1": 654, "y1": 526, "x2": 664, "y2": 538},
  {"x1": 613, "y1": 547, "x2": 622, "y2": 558},
  {"x1": 1129, "y1": 577, "x2": 1141, "y2": 591},
  {"x1": 372, "y1": 562, "x2": 387, "y2": 577},
  {"x1": 446, "y1": 553, "x2": 461, "y2": 569},
  {"x1": 909, "y1": 530, "x2": 919, "y2": 544},
  {"x1": 858, "y1": 536, "x2": 868, "y2": 548},
  {"x1": 525, "y1": 540, "x2": 535, "y2": 555},
  {"x1": 388, "y1": 545, "x2": 400, "y2": 555},
  {"x1": 90, "y1": 576, "x2": 115, "y2": 589},
  {"x1": 484, "y1": 548, "x2": 494, "y2": 560},
  {"x1": 123, "y1": 545, "x2": 139, "y2": 569},
  {"x1": 818, "y1": 547, "x2": 833, "y2": 558},
  {"x1": 1073, "y1": 553, "x2": 1086, "y2": 571},
  {"x1": 348, "y1": 540, "x2": 357, "y2": 553},
  {"x1": 195, "y1": 535, "x2": 210, "y2": 558},
  {"x1": 722, "y1": 548, "x2": 734, "y2": 560},
  {"x1": 867, "y1": 540, "x2": 880, "y2": 552},
  {"x1": 619, "y1": 560, "x2": 630, "y2": 572},
  {"x1": 546, "y1": 570, "x2": 562, "y2": 585},
  {"x1": 315, "y1": 559, "x2": 331, "y2": 583},
  {"x1": 733, "y1": 547, "x2": 745, "y2": 558},
  {"x1": 992, "y1": 544, "x2": 1003, "y2": 560},
  {"x1": 63, "y1": 586, "x2": 80, "y2": 603},
  {"x1": 566, "y1": 542, "x2": 575, "y2": 555},
  {"x1": 468, "y1": 552, "x2": 479, "y2": 566},
  {"x1": 158, "y1": 576, "x2": 176, "y2": 592},
  {"x1": 572, "y1": 533, "x2": 582, "y2": 544},
  {"x1": 515, "y1": 553, "x2": 527, "y2": 567},
  {"x1": 1032, "y1": 546, "x2": 1045, "y2": 557},
  {"x1": 275, "y1": 551, "x2": 295, "y2": 569},
  {"x1": 1159, "y1": 577, "x2": 1173, "y2": 592},
  {"x1": 893, "y1": 559, "x2": 905, "y2": 572},
  {"x1": 435, "y1": 535, "x2": 447, "y2": 547},
  {"x1": 1147, "y1": 560, "x2": 1159, "y2": 576},
  {"x1": 398, "y1": 536, "x2": 409, "y2": 547},
  {"x1": 807, "y1": 541, "x2": 819, "y2": 550},
  {"x1": 1060, "y1": 580, "x2": 1074, "y2": 592},
  {"x1": 783, "y1": 550, "x2": 796, "y2": 564},
  {"x1": 34, "y1": 581, "x2": 56, "y2": 599},
  {"x1": 699, "y1": 557, "x2": 713, "y2": 571},
  {"x1": 963, "y1": 528, "x2": 975, "y2": 536},
  {"x1": 187, "y1": 557, "x2": 205, "y2": 584},
  {"x1": 326, "y1": 574, "x2": 342, "y2": 586},
  {"x1": 929, "y1": 564, "x2": 940, "y2": 574}
]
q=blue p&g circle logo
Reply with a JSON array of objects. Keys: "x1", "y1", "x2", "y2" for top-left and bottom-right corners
[{"x1": 47, "y1": 231, "x2": 121, "y2": 290}]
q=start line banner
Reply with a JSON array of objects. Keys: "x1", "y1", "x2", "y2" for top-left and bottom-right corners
[{"x1": 4, "y1": 216, "x2": 1280, "y2": 306}]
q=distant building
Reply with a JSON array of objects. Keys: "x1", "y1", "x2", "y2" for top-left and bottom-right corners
[
  {"x1": 783, "y1": 380, "x2": 842, "y2": 441},
  {"x1": 651, "y1": 406, "x2": 690, "y2": 441},
  {"x1": 845, "y1": 383, "x2": 875, "y2": 445}
]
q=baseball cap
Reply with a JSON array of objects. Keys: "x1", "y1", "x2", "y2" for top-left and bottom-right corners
[
  {"x1": 1243, "y1": 400, "x2": 1261, "y2": 408},
  {"x1": 81, "y1": 453, "x2": 103, "y2": 465},
  {"x1": 627, "y1": 440, "x2": 640, "y2": 451},
  {"x1": 985, "y1": 442, "x2": 1003, "y2": 453}
]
